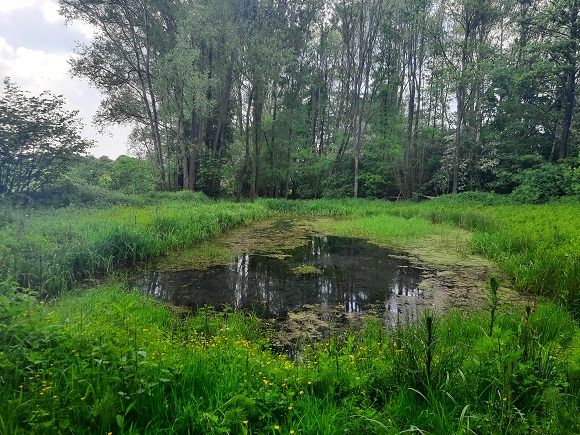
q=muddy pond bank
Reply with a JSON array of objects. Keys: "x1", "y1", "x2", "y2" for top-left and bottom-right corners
[{"x1": 130, "y1": 217, "x2": 525, "y2": 349}]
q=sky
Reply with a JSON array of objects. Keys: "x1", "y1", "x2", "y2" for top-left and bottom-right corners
[{"x1": 0, "y1": 0, "x2": 131, "y2": 159}]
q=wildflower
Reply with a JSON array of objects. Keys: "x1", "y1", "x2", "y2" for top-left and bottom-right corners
[
  {"x1": 299, "y1": 390, "x2": 304, "y2": 395},
  {"x1": 274, "y1": 425, "x2": 280, "y2": 430},
  {"x1": 288, "y1": 406, "x2": 293, "y2": 410},
  {"x1": 81, "y1": 397, "x2": 86, "y2": 401},
  {"x1": 243, "y1": 420, "x2": 249, "y2": 425},
  {"x1": 290, "y1": 431, "x2": 295, "y2": 434},
  {"x1": 307, "y1": 381, "x2": 312, "y2": 385}
]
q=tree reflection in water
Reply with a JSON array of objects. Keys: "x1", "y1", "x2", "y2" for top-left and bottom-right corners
[{"x1": 135, "y1": 236, "x2": 425, "y2": 320}]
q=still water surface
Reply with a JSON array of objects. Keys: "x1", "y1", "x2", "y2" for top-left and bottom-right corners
[{"x1": 133, "y1": 236, "x2": 425, "y2": 320}]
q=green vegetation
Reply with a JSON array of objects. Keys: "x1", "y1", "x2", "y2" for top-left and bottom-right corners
[
  {"x1": 1, "y1": 194, "x2": 579, "y2": 311},
  {"x1": 2, "y1": 282, "x2": 580, "y2": 434},
  {"x1": 1, "y1": 194, "x2": 580, "y2": 433},
  {"x1": 0, "y1": 79, "x2": 92, "y2": 197},
  {"x1": 57, "y1": 0, "x2": 580, "y2": 201},
  {"x1": 385, "y1": 194, "x2": 580, "y2": 317}
]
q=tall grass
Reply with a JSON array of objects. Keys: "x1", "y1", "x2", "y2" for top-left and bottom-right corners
[
  {"x1": 1, "y1": 284, "x2": 579, "y2": 434},
  {"x1": 0, "y1": 197, "x2": 401, "y2": 297},
  {"x1": 2, "y1": 194, "x2": 579, "y2": 312},
  {"x1": 0, "y1": 199, "x2": 274, "y2": 296},
  {"x1": 2, "y1": 193, "x2": 580, "y2": 432},
  {"x1": 391, "y1": 194, "x2": 580, "y2": 315}
]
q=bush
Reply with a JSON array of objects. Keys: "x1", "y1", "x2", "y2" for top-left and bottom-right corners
[
  {"x1": 68, "y1": 184, "x2": 144, "y2": 208},
  {"x1": 511, "y1": 163, "x2": 575, "y2": 204}
]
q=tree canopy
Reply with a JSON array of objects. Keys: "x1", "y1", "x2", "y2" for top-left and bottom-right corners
[
  {"x1": 0, "y1": 78, "x2": 93, "y2": 196},
  {"x1": 59, "y1": 0, "x2": 580, "y2": 200}
]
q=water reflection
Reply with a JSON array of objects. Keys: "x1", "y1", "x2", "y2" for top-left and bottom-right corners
[{"x1": 133, "y1": 236, "x2": 425, "y2": 320}]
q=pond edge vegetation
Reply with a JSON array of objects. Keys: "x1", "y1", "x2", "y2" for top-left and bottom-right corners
[{"x1": 1, "y1": 193, "x2": 580, "y2": 433}]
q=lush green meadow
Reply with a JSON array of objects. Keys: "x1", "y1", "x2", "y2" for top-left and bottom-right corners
[
  {"x1": 1, "y1": 194, "x2": 580, "y2": 433},
  {"x1": 2, "y1": 283, "x2": 580, "y2": 434},
  {"x1": 387, "y1": 194, "x2": 580, "y2": 316}
]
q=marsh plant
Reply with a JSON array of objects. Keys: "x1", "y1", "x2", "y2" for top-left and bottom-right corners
[
  {"x1": 1, "y1": 195, "x2": 580, "y2": 433},
  {"x1": 488, "y1": 275, "x2": 500, "y2": 336},
  {"x1": 289, "y1": 264, "x2": 322, "y2": 275}
]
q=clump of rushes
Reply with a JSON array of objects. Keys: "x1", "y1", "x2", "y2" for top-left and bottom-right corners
[{"x1": 488, "y1": 275, "x2": 500, "y2": 336}]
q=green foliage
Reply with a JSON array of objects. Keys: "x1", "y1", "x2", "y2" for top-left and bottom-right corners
[
  {"x1": 510, "y1": 162, "x2": 576, "y2": 204},
  {"x1": 1, "y1": 196, "x2": 580, "y2": 432},
  {"x1": 0, "y1": 78, "x2": 92, "y2": 196},
  {"x1": 0, "y1": 197, "x2": 272, "y2": 296},
  {"x1": 2, "y1": 195, "x2": 579, "y2": 314},
  {"x1": 2, "y1": 286, "x2": 578, "y2": 434},
  {"x1": 106, "y1": 156, "x2": 157, "y2": 195}
]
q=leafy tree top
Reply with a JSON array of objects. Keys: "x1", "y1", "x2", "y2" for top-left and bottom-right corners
[{"x1": 0, "y1": 77, "x2": 93, "y2": 195}]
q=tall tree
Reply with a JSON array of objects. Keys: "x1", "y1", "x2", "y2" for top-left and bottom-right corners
[
  {"x1": 60, "y1": 0, "x2": 174, "y2": 189},
  {"x1": 335, "y1": 0, "x2": 384, "y2": 198}
]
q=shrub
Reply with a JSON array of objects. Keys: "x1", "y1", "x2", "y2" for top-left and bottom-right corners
[{"x1": 511, "y1": 163, "x2": 575, "y2": 204}]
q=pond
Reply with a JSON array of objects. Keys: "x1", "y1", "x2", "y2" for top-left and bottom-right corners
[{"x1": 132, "y1": 235, "x2": 426, "y2": 322}]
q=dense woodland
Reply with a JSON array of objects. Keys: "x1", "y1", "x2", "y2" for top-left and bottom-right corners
[
  {"x1": 2, "y1": 0, "x2": 580, "y2": 201},
  {"x1": 56, "y1": 0, "x2": 580, "y2": 199}
]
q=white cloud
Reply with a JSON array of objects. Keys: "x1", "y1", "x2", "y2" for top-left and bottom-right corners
[
  {"x1": 0, "y1": 0, "x2": 127, "y2": 158},
  {"x1": 39, "y1": 0, "x2": 96, "y2": 40},
  {"x1": 40, "y1": 0, "x2": 61, "y2": 24},
  {"x1": 0, "y1": 36, "x2": 14, "y2": 56},
  {"x1": 0, "y1": 0, "x2": 37, "y2": 14},
  {"x1": 0, "y1": 45, "x2": 70, "y2": 92},
  {"x1": 68, "y1": 20, "x2": 95, "y2": 40}
]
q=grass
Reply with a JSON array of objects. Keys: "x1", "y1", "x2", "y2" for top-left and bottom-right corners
[
  {"x1": 1, "y1": 192, "x2": 580, "y2": 433},
  {"x1": 387, "y1": 194, "x2": 580, "y2": 315},
  {"x1": 1, "y1": 193, "x2": 579, "y2": 306},
  {"x1": 1, "y1": 283, "x2": 579, "y2": 434},
  {"x1": 0, "y1": 198, "x2": 277, "y2": 297}
]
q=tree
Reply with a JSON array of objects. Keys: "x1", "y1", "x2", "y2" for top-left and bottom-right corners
[
  {"x1": 335, "y1": 0, "x2": 384, "y2": 198},
  {"x1": 0, "y1": 78, "x2": 93, "y2": 195},
  {"x1": 60, "y1": 0, "x2": 174, "y2": 189}
]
